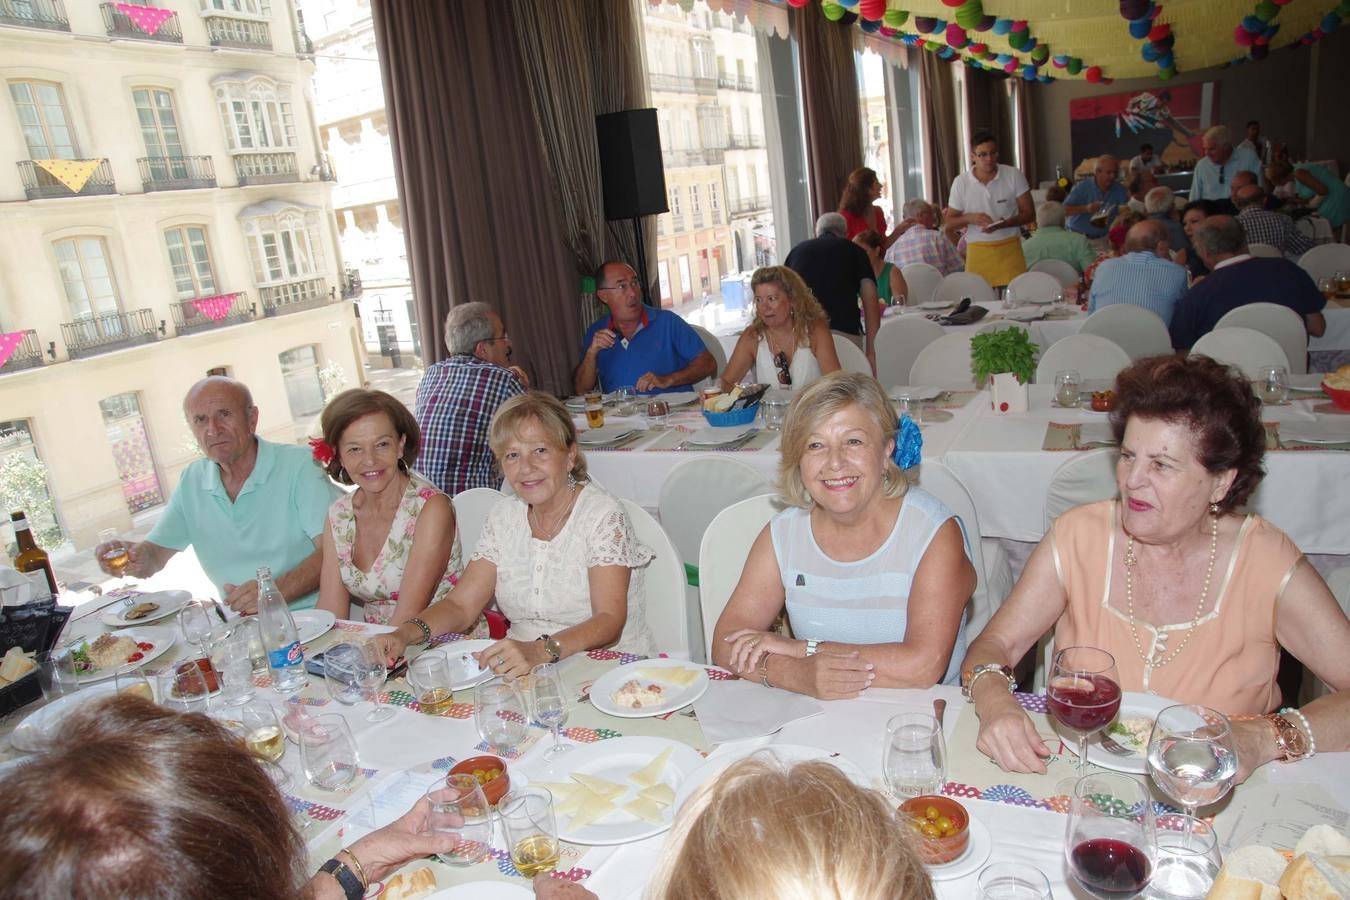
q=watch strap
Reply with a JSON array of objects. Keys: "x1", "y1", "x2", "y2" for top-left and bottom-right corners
[
  {"x1": 537, "y1": 634, "x2": 561, "y2": 663},
  {"x1": 804, "y1": 639, "x2": 820, "y2": 657},
  {"x1": 1267, "y1": 712, "x2": 1310, "y2": 762},
  {"x1": 318, "y1": 858, "x2": 364, "y2": 900}
]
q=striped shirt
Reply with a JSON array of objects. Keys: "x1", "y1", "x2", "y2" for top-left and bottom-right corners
[
  {"x1": 1087, "y1": 251, "x2": 1189, "y2": 326},
  {"x1": 414, "y1": 355, "x2": 524, "y2": 495}
]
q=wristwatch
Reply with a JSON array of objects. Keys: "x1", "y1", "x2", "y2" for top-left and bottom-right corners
[
  {"x1": 1266, "y1": 712, "x2": 1310, "y2": 762},
  {"x1": 961, "y1": 663, "x2": 1016, "y2": 700},
  {"x1": 318, "y1": 858, "x2": 363, "y2": 900},
  {"x1": 804, "y1": 639, "x2": 820, "y2": 657},
  {"x1": 537, "y1": 634, "x2": 562, "y2": 664}
]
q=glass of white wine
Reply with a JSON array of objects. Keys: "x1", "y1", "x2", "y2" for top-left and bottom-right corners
[
  {"x1": 114, "y1": 665, "x2": 155, "y2": 702},
  {"x1": 500, "y1": 787, "x2": 559, "y2": 878},
  {"x1": 97, "y1": 528, "x2": 131, "y2": 584}
]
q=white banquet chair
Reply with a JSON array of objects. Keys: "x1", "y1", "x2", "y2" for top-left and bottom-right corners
[
  {"x1": 900, "y1": 262, "x2": 943, "y2": 306},
  {"x1": 1078, "y1": 304, "x2": 1172, "y2": 361},
  {"x1": 908, "y1": 333, "x2": 976, "y2": 388},
  {"x1": 689, "y1": 322, "x2": 727, "y2": 373},
  {"x1": 698, "y1": 494, "x2": 780, "y2": 662},
  {"x1": 451, "y1": 487, "x2": 503, "y2": 559},
  {"x1": 1005, "y1": 271, "x2": 1065, "y2": 304},
  {"x1": 1246, "y1": 242, "x2": 1282, "y2": 259},
  {"x1": 1029, "y1": 258, "x2": 1080, "y2": 288},
  {"x1": 620, "y1": 499, "x2": 691, "y2": 659},
  {"x1": 832, "y1": 331, "x2": 873, "y2": 375},
  {"x1": 935, "y1": 272, "x2": 996, "y2": 307},
  {"x1": 1297, "y1": 242, "x2": 1350, "y2": 285},
  {"x1": 1034, "y1": 333, "x2": 1132, "y2": 384},
  {"x1": 1214, "y1": 302, "x2": 1308, "y2": 375},
  {"x1": 1191, "y1": 327, "x2": 1290, "y2": 380},
  {"x1": 874, "y1": 315, "x2": 944, "y2": 388}
]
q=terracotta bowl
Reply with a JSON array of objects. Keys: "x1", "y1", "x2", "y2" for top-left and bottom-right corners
[
  {"x1": 900, "y1": 795, "x2": 970, "y2": 865},
  {"x1": 450, "y1": 754, "x2": 510, "y2": 806},
  {"x1": 1322, "y1": 381, "x2": 1350, "y2": 411}
]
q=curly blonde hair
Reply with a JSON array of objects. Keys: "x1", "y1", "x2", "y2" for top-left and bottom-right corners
[{"x1": 749, "y1": 266, "x2": 828, "y2": 352}]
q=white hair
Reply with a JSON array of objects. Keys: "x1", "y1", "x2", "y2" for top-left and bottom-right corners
[
  {"x1": 1144, "y1": 186, "x2": 1174, "y2": 215},
  {"x1": 901, "y1": 198, "x2": 930, "y2": 220},
  {"x1": 816, "y1": 212, "x2": 848, "y2": 238},
  {"x1": 443, "y1": 301, "x2": 498, "y2": 355},
  {"x1": 1204, "y1": 125, "x2": 1233, "y2": 147},
  {"x1": 1036, "y1": 201, "x2": 1065, "y2": 228}
]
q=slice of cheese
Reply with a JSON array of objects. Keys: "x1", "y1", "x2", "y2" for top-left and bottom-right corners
[
  {"x1": 570, "y1": 773, "x2": 626, "y2": 798},
  {"x1": 568, "y1": 790, "x2": 618, "y2": 829},
  {"x1": 638, "y1": 782, "x2": 675, "y2": 806},
  {"x1": 635, "y1": 666, "x2": 699, "y2": 688},
  {"x1": 554, "y1": 787, "x2": 586, "y2": 817},
  {"x1": 623, "y1": 796, "x2": 667, "y2": 825},
  {"x1": 534, "y1": 781, "x2": 579, "y2": 801},
  {"x1": 627, "y1": 747, "x2": 673, "y2": 787}
]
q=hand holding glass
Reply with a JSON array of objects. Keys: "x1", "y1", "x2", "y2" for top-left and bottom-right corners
[
  {"x1": 1047, "y1": 646, "x2": 1121, "y2": 770},
  {"x1": 423, "y1": 776, "x2": 492, "y2": 867},
  {"x1": 97, "y1": 528, "x2": 130, "y2": 580}
]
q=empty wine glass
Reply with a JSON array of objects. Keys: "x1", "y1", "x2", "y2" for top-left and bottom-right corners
[
  {"x1": 322, "y1": 642, "x2": 365, "y2": 706},
  {"x1": 882, "y1": 712, "x2": 947, "y2": 799},
  {"x1": 1055, "y1": 369, "x2": 1083, "y2": 408},
  {"x1": 423, "y1": 776, "x2": 493, "y2": 867},
  {"x1": 474, "y1": 676, "x2": 528, "y2": 756},
  {"x1": 357, "y1": 640, "x2": 394, "y2": 723},
  {"x1": 1145, "y1": 814, "x2": 1222, "y2": 899},
  {"x1": 211, "y1": 627, "x2": 257, "y2": 706},
  {"x1": 530, "y1": 663, "x2": 571, "y2": 758},
  {"x1": 1065, "y1": 772, "x2": 1156, "y2": 899},
  {"x1": 977, "y1": 862, "x2": 1053, "y2": 899},
  {"x1": 1146, "y1": 705, "x2": 1237, "y2": 825},
  {"x1": 1047, "y1": 646, "x2": 1121, "y2": 770},
  {"x1": 1257, "y1": 365, "x2": 1289, "y2": 405},
  {"x1": 178, "y1": 600, "x2": 217, "y2": 654},
  {"x1": 299, "y1": 714, "x2": 360, "y2": 791}
]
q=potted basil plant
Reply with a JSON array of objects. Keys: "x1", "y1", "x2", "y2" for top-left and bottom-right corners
[{"x1": 970, "y1": 328, "x2": 1038, "y2": 413}]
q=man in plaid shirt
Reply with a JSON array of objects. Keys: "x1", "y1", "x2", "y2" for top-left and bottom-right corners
[
  {"x1": 415, "y1": 302, "x2": 527, "y2": 495},
  {"x1": 884, "y1": 198, "x2": 965, "y2": 276},
  {"x1": 1234, "y1": 184, "x2": 1314, "y2": 258}
]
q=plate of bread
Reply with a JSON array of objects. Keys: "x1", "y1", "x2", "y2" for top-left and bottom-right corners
[{"x1": 1211, "y1": 824, "x2": 1350, "y2": 899}]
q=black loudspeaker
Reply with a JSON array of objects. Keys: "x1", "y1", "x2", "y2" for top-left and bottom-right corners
[{"x1": 595, "y1": 109, "x2": 669, "y2": 221}]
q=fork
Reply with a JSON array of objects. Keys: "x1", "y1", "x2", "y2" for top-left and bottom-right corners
[{"x1": 1098, "y1": 732, "x2": 1137, "y2": 757}]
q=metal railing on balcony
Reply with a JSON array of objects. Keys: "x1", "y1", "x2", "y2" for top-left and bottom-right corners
[
  {"x1": 693, "y1": 75, "x2": 717, "y2": 95},
  {"x1": 61, "y1": 309, "x2": 159, "y2": 359},
  {"x1": 670, "y1": 216, "x2": 685, "y2": 233},
  {"x1": 650, "y1": 73, "x2": 695, "y2": 93},
  {"x1": 731, "y1": 194, "x2": 770, "y2": 215},
  {"x1": 717, "y1": 75, "x2": 736, "y2": 89},
  {"x1": 170, "y1": 292, "x2": 253, "y2": 335},
  {"x1": 738, "y1": 76, "x2": 755, "y2": 91},
  {"x1": 100, "y1": 2, "x2": 181, "y2": 41},
  {"x1": 138, "y1": 155, "x2": 216, "y2": 192},
  {"x1": 17, "y1": 159, "x2": 115, "y2": 200},
  {"x1": 233, "y1": 151, "x2": 298, "y2": 186},
  {"x1": 0, "y1": 0, "x2": 68, "y2": 30},
  {"x1": 727, "y1": 134, "x2": 765, "y2": 150},
  {"x1": 661, "y1": 148, "x2": 725, "y2": 169},
  {"x1": 293, "y1": 25, "x2": 313, "y2": 56},
  {"x1": 259, "y1": 277, "x2": 330, "y2": 317},
  {"x1": 691, "y1": 211, "x2": 705, "y2": 229},
  {"x1": 341, "y1": 269, "x2": 362, "y2": 299},
  {"x1": 204, "y1": 14, "x2": 271, "y2": 50},
  {"x1": 0, "y1": 330, "x2": 44, "y2": 374}
]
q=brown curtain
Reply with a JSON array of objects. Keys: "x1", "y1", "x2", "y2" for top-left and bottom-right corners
[
  {"x1": 796, "y1": 5, "x2": 864, "y2": 220},
  {"x1": 1012, "y1": 78, "x2": 1039, "y2": 187},
  {"x1": 920, "y1": 53, "x2": 959, "y2": 208},
  {"x1": 371, "y1": 1, "x2": 588, "y2": 394},
  {"x1": 964, "y1": 69, "x2": 1012, "y2": 157}
]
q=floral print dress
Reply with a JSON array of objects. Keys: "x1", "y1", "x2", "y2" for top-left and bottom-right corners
[{"x1": 330, "y1": 474, "x2": 465, "y2": 626}]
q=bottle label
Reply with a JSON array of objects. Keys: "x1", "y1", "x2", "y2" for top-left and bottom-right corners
[{"x1": 268, "y1": 640, "x2": 303, "y2": 670}]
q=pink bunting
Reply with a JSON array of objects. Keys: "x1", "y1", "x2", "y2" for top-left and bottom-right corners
[
  {"x1": 114, "y1": 3, "x2": 175, "y2": 35},
  {"x1": 191, "y1": 295, "x2": 236, "y2": 322},
  {"x1": 0, "y1": 332, "x2": 26, "y2": 368}
]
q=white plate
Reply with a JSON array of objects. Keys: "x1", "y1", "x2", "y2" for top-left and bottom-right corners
[
  {"x1": 565, "y1": 393, "x2": 614, "y2": 410},
  {"x1": 424, "y1": 885, "x2": 532, "y2": 900},
  {"x1": 683, "y1": 424, "x2": 754, "y2": 446},
  {"x1": 652, "y1": 391, "x2": 700, "y2": 407},
  {"x1": 929, "y1": 814, "x2": 993, "y2": 881},
  {"x1": 69, "y1": 624, "x2": 177, "y2": 683},
  {"x1": 1003, "y1": 308, "x2": 1046, "y2": 322},
  {"x1": 672, "y1": 743, "x2": 870, "y2": 813},
  {"x1": 889, "y1": 386, "x2": 943, "y2": 401},
  {"x1": 921, "y1": 300, "x2": 951, "y2": 310},
  {"x1": 550, "y1": 735, "x2": 703, "y2": 845},
  {"x1": 1288, "y1": 384, "x2": 1326, "y2": 394},
  {"x1": 293, "y1": 609, "x2": 336, "y2": 644},
  {"x1": 1024, "y1": 296, "x2": 1060, "y2": 305},
  {"x1": 11, "y1": 680, "x2": 119, "y2": 752},
  {"x1": 1062, "y1": 691, "x2": 1176, "y2": 775},
  {"x1": 101, "y1": 589, "x2": 193, "y2": 627},
  {"x1": 1281, "y1": 421, "x2": 1350, "y2": 444},
  {"x1": 577, "y1": 425, "x2": 639, "y2": 446},
  {"x1": 438, "y1": 639, "x2": 495, "y2": 691},
  {"x1": 588, "y1": 658, "x2": 710, "y2": 719}
]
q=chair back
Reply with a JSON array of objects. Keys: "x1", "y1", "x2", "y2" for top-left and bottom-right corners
[
  {"x1": 908, "y1": 333, "x2": 976, "y2": 388},
  {"x1": 1029, "y1": 258, "x2": 1080, "y2": 288},
  {"x1": 831, "y1": 331, "x2": 873, "y2": 375},
  {"x1": 620, "y1": 499, "x2": 691, "y2": 659},
  {"x1": 1034, "y1": 333, "x2": 1133, "y2": 384},
  {"x1": 1078, "y1": 304, "x2": 1172, "y2": 361},
  {"x1": 874, "y1": 315, "x2": 944, "y2": 388},
  {"x1": 689, "y1": 322, "x2": 728, "y2": 372},
  {"x1": 1191, "y1": 327, "x2": 1290, "y2": 380},
  {"x1": 658, "y1": 457, "x2": 773, "y2": 568},
  {"x1": 1006, "y1": 271, "x2": 1065, "y2": 304},
  {"x1": 1297, "y1": 242, "x2": 1350, "y2": 284},
  {"x1": 935, "y1": 272, "x2": 997, "y2": 307},
  {"x1": 451, "y1": 487, "x2": 504, "y2": 559},
  {"x1": 1214, "y1": 302, "x2": 1308, "y2": 375},
  {"x1": 698, "y1": 495, "x2": 780, "y2": 661},
  {"x1": 1044, "y1": 447, "x2": 1120, "y2": 530},
  {"x1": 1246, "y1": 242, "x2": 1282, "y2": 259},
  {"x1": 899, "y1": 262, "x2": 943, "y2": 306}
]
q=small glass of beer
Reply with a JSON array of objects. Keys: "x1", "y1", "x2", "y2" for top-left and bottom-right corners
[
  {"x1": 583, "y1": 390, "x2": 605, "y2": 429},
  {"x1": 98, "y1": 528, "x2": 130, "y2": 581}
]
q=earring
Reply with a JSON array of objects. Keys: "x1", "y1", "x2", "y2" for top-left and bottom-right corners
[
  {"x1": 567, "y1": 473, "x2": 578, "y2": 489},
  {"x1": 398, "y1": 458, "x2": 409, "y2": 474},
  {"x1": 1209, "y1": 501, "x2": 1220, "y2": 516}
]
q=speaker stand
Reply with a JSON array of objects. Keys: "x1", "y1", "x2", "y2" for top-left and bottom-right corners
[{"x1": 629, "y1": 216, "x2": 652, "y2": 308}]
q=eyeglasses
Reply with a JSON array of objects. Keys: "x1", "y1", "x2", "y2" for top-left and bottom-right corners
[
  {"x1": 598, "y1": 279, "x2": 640, "y2": 292},
  {"x1": 774, "y1": 351, "x2": 792, "y2": 386},
  {"x1": 481, "y1": 333, "x2": 510, "y2": 344}
]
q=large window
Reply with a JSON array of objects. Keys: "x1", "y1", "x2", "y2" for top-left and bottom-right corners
[
  {"x1": 8, "y1": 80, "x2": 77, "y2": 159},
  {"x1": 164, "y1": 226, "x2": 218, "y2": 299},
  {"x1": 53, "y1": 237, "x2": 119, "y2": 319},
  {"x1": 133, "y1": 88, "x2": 184, "y2": 159},
  {"x1": 857, "y1": 50, "x2": 896, "y2": 227},
  {"x1": 279, "y1": 345, "x2": 323, "y2": 418},
  {"x1": 241, "y1": 207, "x2": 324, "y2": 285},
  {"x1": 0, "y1": 419, "x2": 61, "y2": 552},
  {"x1": 214, "y1": 75, "x2": 296, "y2": 151},
  {"x1": 201, "y1": 0, "x2": 269, "y2": 16}
]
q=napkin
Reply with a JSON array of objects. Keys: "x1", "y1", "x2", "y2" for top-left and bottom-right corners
[{"x1": 693, "y1": 679, "x2": 823, "y2": 743}]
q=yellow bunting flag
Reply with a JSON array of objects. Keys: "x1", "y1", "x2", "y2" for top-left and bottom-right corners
[{"x1": 32, "y1": 158, "x2": 102, "y2": 193}]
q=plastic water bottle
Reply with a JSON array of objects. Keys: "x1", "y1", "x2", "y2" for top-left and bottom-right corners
[{"x1": 256, "y1": 566, "x2": 305, "y2": 695}]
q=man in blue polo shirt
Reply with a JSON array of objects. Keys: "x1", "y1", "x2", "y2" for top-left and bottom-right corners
[
  {"x1": 94, "y1": 376, "x2": 339, "y2": 611},
  {"x1": 1064, "y1": 154, "x2": 1128, "y2": 239},
  {"x1": 574, "y1": 261, "x2": 717, "y2": 395}
]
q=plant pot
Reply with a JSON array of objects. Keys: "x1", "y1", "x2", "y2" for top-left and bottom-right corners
[{"x1": 990, "y1": 372, "x2": 1028, "y2": 414}]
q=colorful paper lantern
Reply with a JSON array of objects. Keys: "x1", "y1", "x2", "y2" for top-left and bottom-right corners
[
  {"x1": 1066, "y1": 57, "x2": 1083, "y2": 75},
  {"x1": 1322, "y1": 13, "x2": 1341, "y2": 32},
  {"x1": 974, "y1": 15, "x2": 995, "y2": 31},
  {"x1": 914, "y1": 15, "x2": 936, "y2": 32},
  {"x1": 1086, "y1": 65, "x2": 1103, "y2": 82},
  {"x1": 1142, "y1": 42, "x2": 1161, "y2": 61},
  {"x1": 1254, "y1": 0, "x2": 1278, "y2": 21},
  {"x1": 822, "y1": 1, "x2": 846, "y2": 21},
  {"x1": 883, "y1": 8, "x2": 909, "y2": 27},
  {"x1": 1235, "y1": 24, "x2": 1256, "y2": 44},
  {"x1": 859, "y1": 0, "x2": 886, "y2": 19},
  {"x1": 1052, "y1": 54, "x2": 1069, "y2": 67},
  {"x1": 992, "y1": 18, "x2": 1012, "y2": 34},
  {"x1": 1129, "y1": 18, "x2": 1151, "y2": 38},
  {"x1": 1148, "y1": 22, "x2": 1170, "y2": 41},
  {"x1": 1119, "y1": 0, "x2": 1151, "y2": 21},
  {"x1": 946, "y1": 24, "x2": 968, "y2": 46},
  {"x1": 955, "y1": 2, "x2": 984, "y2": 29},
  {"x1": 836, "y1": 0, "x2": 859, "y2": 6}
]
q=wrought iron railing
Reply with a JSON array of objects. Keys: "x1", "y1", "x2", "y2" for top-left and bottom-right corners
[
  {"x1": 233, "y1": 151, "x2": 298, "y2": 186},
  {"x1": 650, "y1": 73, "x2": 695, "y2": 93},
  {"x1": 16, "y1": 159, "x2": 115, "y2": 200},
  {"x1": 0, "y1": 0, "x2": 68, "y2": 30},
  {"x1": 259, "y1": 277, "x2": 329, "y2": 317},
  {"x1": 204, "y1": 14, "x2": 271, "y2": 50},
  {"x1": 61, "y1": 309, "x2": 158, "y2": 359},
  {"x1": 170, "y1": 292, "x2": 253, "y2": 335},
  {"x1": 693, "y1": 76, "x2": 717, "y2": 95},
  {"x1": 0, "y1": 330, "x2": 44, "y2": 374},
  {"x1": 661, "y1": 148, "x2": 724, "y2": 169},
  {"x1": 100, "y1": 2, "x2": 181, "y2": 41},
  {"x1": 691, "y1": 211, "x2": 705, "y2": 229},
  {"x1": 731, "y1": 194, "x2": 770, "y2": 215},
  {"x1": 138, "y1": 155, "x2": 216, "y2": 192},
  {"x1": 727, "y1": 134, "x2": 764, "y2": 150}
]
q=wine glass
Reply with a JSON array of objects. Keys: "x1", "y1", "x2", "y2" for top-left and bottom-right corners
[
  {"x1": 299, "y1": 714, "x2": 360, "y2": 791},
  {"x1": 1320, "y1": 276, "x2": 1338, "y2": 301},
  {"x1": 408, "y1": 650, "x2": 454, "y2": 715},
  {"x1": 322, "y1": 642, "x2": 365, "y2": 707},
  {"x1": 1145, "y1": 814, "x2": 1222, "y2": 899},
  {"x1": 357, "y1": 640, "x2": 394, "y2": 723},
  {"x1": 211, "y1": 626, "x2": 257, "y2": 706},
  {"x1": 160, "y1": 664, "x2": 210, "y2": 714},
  {"x1": 530, "y1": 663, "x2": 571, "y2": 759},
  {"x1": 1047, "y1": 646, "x2": 1121, "y2": 770},
  {"x1": 97, "y1": 528, "x2": 131, "y2": 584},
  {"x1": 1257, "y1": 365, "x2": 1289, "y2": 405},
  {"x1": 423, "y1": 776, "x2": 493, "y2": 867},
  {"x1": 882, "y1": 712, "x2": 947, "y2": 799},
  {"x1": 1065, "y1": 772, "x2": 1156, "y2": 898},
  {"x1": 474, "y1": 676, "x2": 528, "y2": 756},
  {"x1": 178, "y1": 600, "x2": 217, "y2": 654},
  {"x1": 113, "y1": 665, "x2": 155, "y2": 702},
  {"x1": 1146, "y1": 705, "x2": 1237, "y2": 825},
  {"x1": 977, "y1": 862, "x2": 1052, "y2": 899},
  {"x1": 1055, "y1": 370, "x2": 1083, "y2": 408},
  {"x1": 500, "y1": 787, "x2": 560, "y2": 878},
  {"x1": 228, "y1": 699, "x2": 286, "y2": 764}
]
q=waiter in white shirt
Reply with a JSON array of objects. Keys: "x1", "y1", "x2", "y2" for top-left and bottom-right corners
[{"x1": 945, "y1": 130, "x2": 1035, "y2": 288}]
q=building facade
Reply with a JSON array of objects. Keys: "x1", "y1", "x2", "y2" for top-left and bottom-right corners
[{"x1": 0, "y1": 0, "x2": 363, "y2": 551}]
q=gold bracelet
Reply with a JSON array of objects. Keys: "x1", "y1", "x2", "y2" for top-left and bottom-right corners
[
  {"x1": 338, "y1": 847, "x2": 368, "y2": 889},
  {"x1": 758, "y1": 654, "x2": 773, "y2": 689}
]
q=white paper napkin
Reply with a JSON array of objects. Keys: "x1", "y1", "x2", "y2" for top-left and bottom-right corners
[{"x1": 693, "y1": 679, "x2": 824, "y2": 743}]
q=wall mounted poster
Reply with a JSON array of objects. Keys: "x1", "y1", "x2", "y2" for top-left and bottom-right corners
[{"x1": 1069, "y1": 83, "x2": 1218, "y2": 173}]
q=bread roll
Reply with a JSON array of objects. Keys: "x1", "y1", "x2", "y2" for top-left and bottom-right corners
[
  {"x1": 1279, "y1": 853, "x2": 1350, "y2": 900},
  {"x1": 1296, "y1": 825, "x2": 1350, "y2": 859},
  {"x1": 0, "y1": 646, "x2": 36, "y2": 686},
  {"x1": 1208, "y1": 845, "x2": 1286, "y2": 900},
  {"x1": 381, "y1": 866, "x2": 436, "y2": 900}
]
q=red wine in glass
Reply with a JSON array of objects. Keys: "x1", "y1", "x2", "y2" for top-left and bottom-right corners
[
  {"x1": 1070, "y1": 838, "x2": 1152, "y2": 896},
  {"x1": 1048, "y1": 647, "x2": 1121, "y2": 769}
]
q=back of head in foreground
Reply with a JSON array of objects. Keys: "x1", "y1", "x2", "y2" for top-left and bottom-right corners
[
  {"x1": 0, "y1": 694, "x2": 306, "y2": 900},
  {"x1": 645, "y1": 758, "x2": 934, "y2": 900}
]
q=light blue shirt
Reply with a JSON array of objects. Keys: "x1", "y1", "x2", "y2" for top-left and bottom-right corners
[
  {"x1": 148, "y1": 438, "x2": 340, "y2": 608},
  {"x1": 1088, "y1": 252, "x2": 1189, "y2": 326},
  {"x1": 1065, "y1": 178, "x2": 1129, "y2": 238},
  {"x1": 1190, "y1": 145, "x2": 1262, "y2": 202}
]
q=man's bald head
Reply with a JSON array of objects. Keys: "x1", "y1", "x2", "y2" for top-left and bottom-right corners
[
  {"x1": 1123, "y1": 219, "x2": 1168, "y2": 256},
  {"x1": 1234, "y1": 183, "x2": 1265, "y2": 210}
]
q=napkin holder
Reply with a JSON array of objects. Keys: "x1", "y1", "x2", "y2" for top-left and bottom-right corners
[{"x1": 990, "y1": 372, "x2": 1029, "y2": 414}]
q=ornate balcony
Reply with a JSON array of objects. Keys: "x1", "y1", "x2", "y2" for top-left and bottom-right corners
[
  {"x1": 731, "y1": 194, "x2": 770, "y2": 216},
  {"x1": 138, "y1": 155, "x2": 216, "y2": 192},
  {"x1": 691, "y1": 210, "x2": 705, "y2": 229},
  {"x1": 259, "y1": 277, "x2": 331, "y2": 317},
  {"x1": 650, "y1": 73, "x2": 695, "y2": 93},
  {"x1": 233, "y1": 152, "x2": 298, "y2": 186},
  {"x1": 204, "y1": 15, "x2": 271, "y2": 50},
  {"x1": 170, "y1": 292, "x2": 253, "y2": 335},
  {"x1": 727, "y1": 134, "x2": 764, "y2": 150},
  {"x1": 17, "y1": 159, "x2": 115, "y2": 200},
  {"x1": 0, "y1": 330, "x2": 44, "y2": 375},
  {"x1": 61, "y1": 309, "x2": 159, "y2": 359},
  {"x1": 661, "y1": 148, "x2": 724, "y2": 169},
  {"x1": 0, "y1": 0, "x2": 68, "y2": 31},
  {"x1": 100, "y1": 2, "x2": 181, "y2": 42}
]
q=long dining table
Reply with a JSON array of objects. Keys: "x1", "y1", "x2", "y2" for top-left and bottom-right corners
[{"x1": 5, "y1": 599, "x2": 1346, "y2": 899}]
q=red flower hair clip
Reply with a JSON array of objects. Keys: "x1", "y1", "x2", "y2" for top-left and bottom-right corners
[{"x1": 308, "y1": 436, "x2": 335, "y2": 467}]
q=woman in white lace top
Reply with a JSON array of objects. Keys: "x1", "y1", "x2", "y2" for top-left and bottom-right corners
[{"x1": 372, "y1": 393, "x2": 654, "y2": 676}]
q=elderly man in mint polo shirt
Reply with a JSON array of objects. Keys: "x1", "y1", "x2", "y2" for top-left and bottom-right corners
[
  {"x1": 574, "y1": 261, "x2": 717, "y2": 395},
  {"x1": 95, "y1": 377, "x2": 339, "y2": 612}
]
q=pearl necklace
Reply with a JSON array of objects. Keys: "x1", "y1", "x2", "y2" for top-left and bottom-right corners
[
  {"x1": 529, "y1": 484, "x2": 578, "y2": 541},
  {"x1": 1124, "y1": 511, "x2": 1219, "y2": 669}
]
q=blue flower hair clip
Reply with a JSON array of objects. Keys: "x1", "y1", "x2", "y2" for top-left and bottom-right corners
[{"x1": 892, "y1": 415, "x2": 923, "y2": 470}]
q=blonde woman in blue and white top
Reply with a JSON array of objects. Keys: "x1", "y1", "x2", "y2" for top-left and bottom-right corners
[{"x1": 710, "y1": 372, "x2": 975, "y2": 699}]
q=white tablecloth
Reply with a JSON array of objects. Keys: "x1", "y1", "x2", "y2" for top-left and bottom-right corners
[{"x1": 885, "y1": 301, "x2": 1088, "y2": 351}]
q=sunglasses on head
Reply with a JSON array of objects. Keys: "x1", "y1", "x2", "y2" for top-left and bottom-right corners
[{"x1": 774, "y1": 351, "x2": 792, "y2": 386}]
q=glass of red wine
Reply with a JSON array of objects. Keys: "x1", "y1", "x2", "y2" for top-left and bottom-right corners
[
  {"x1": 1047, "y1": 646, "x2": 1122, "y2": 770},
  {"x1": 1065, "y1": 772, "x2": 1156, "y2": 898}
]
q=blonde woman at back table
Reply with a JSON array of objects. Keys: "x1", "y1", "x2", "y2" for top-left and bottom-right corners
[{"x1": 719, "y1": 266, "x2": 841, "y2": 393}]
